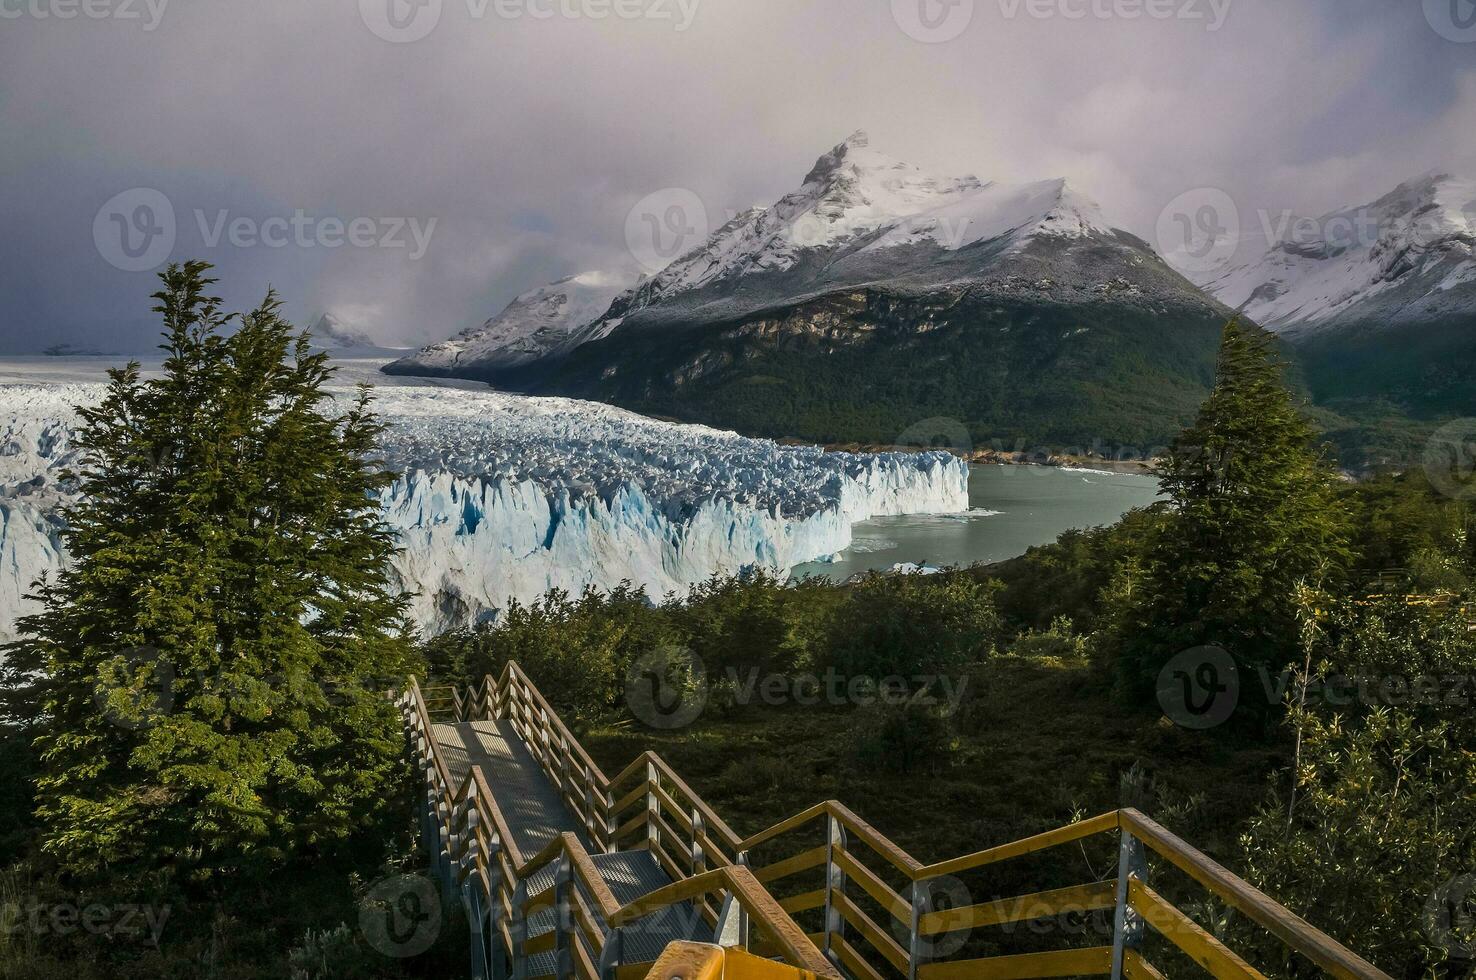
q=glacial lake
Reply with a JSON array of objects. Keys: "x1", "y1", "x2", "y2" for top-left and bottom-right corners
[{"x1": 792, "y1": 464, "x2": 1163, "y2": 581}]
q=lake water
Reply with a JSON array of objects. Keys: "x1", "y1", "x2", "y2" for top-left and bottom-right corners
[{"x1": 793, "y1": 464, "x2": 1163, "y2": 581}]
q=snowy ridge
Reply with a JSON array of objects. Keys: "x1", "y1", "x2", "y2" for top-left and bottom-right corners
[
  {"x1": 1205, "y1": 171, "x2": 1476, "y2": 332},
  {"x1": 386, "y1": 270, "x2": 639, "y2": 375},
  {"x1": 0, "y1": 379, "x2": 967, "y2": 640},
  {"x1": 614, "y1": 130, "x2": 1112, "y2": 316}
]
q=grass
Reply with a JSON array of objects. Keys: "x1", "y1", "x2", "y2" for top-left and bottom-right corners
[{"x1": 581, "y1": 652, "x2": 1285, "y2": 872}]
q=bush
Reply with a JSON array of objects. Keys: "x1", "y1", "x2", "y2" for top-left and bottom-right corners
[
  {"x1": 825, "y1": 571, "x2": 1002, "y2": 680},
  {"x1": 849, "y1": 692, "x2": 958, "y2": 775}
]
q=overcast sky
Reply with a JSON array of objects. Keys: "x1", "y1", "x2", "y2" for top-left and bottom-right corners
[{"x1": 1, "y1": 0, "x2": 1472, "y2": 352}]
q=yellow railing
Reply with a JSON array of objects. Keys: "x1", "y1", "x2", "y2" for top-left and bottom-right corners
[
  {"x1": 401, "y1": 673, "x2": 838, "y2": 980},
  {"x1": 407, "y1": 664, "x2": 1392, "y2": 980}
]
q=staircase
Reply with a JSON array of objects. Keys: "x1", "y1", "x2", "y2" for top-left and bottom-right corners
[{"x1": 400, "y1": 663, "x2": 1392, "y2": 980}]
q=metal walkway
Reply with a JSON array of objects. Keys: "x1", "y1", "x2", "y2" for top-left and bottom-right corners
[
  {"x1": 430, "y1": 718, "x2": 712, "y2": 976},
  {"x1": 404, "y1": 665, "x2": 1392, "y2": 980}
]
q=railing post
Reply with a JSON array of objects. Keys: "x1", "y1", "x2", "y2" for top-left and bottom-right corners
[
  {"x1": 487, "y1": 835, "x2": 507, "y2": 980},
  {"x1": 511, "y1": 877, "x2": 530, "y2": 980},
  {"x1": 645, "y1": 760, "x2": 661, "y2": 850},
  {"x1": 908, "y1": 877, "x2": 930, "y2": 980},
  {"x1": 1110, "y1": 827, "x2": 1147, "y2": 980},
  {"x1": 597, "y1": 927, "x2": 623, "y2": 980},
  {"x1": 604, "y1": 785, "x2": 618, "y2": 853},
  {"x1": 822, "y1": 813, "x2": 847, "y2": 960},
  {"x1": 691, "y1": 808, "x2": 706, "y2": 877},
  {"x1": 554, "y1": 852, "x2": 573, "y2": 980}
]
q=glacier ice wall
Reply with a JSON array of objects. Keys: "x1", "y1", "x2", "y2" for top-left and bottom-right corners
[{"x1": 0, "y1": 379, "x2": 967, "y2": 640}]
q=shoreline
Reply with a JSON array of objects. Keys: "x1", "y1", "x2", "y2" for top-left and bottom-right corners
[{"x1": 811, "y1": 441, "x2": 1160, "y2": 476}]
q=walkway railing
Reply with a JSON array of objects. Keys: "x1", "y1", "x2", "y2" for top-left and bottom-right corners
[
  {"x1": 405, "y1": 664, "x2": 1392, "y2": 980},
  {"x1": 402, "y1": 673, "x2": 838, "y2": 980}
]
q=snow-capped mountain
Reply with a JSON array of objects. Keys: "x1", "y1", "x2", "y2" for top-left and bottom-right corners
[
  {"x1": 380, "y1": 131, "x2": 1229, "y2": 447},
  {"x1": 308, "y1": 312, "x2": 380, "y2": 349},
  {"x1": 562, "y1": 130, "x2": 1142, "y2": 349},
  {"x1": 614, "y1": 130, "x2": 1112, "y2": 311},
  {"x1": 1205, "y1": 172, "x2": 1476, "y2": 334},
  {"x1": 383, "y1": 270, "x2": 639, "y2": 378}
]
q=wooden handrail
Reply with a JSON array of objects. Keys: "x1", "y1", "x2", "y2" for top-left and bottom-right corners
[
  {"x1": 608, "y1": 866, "x2": 837, "y2": 978},
  {"x1": 407, "y1": 667, "x2": 1394, "y2": 980},
  {"x1": 499, "y1": 662, "x2": 612, "y2": 787},
  {"x1": 1120, "y1": 809, "x2": 1391, "y2": 980},
  {"x1": 917, "y1": 810, "x2": 1119, "y2": 878},
  {"x1": 611, "y1": 750, "x2": 744, "y2": 854}
]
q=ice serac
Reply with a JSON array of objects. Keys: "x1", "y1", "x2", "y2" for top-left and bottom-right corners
[{"x1": 0, "y1": 379, "x2": 967, "y2": 642}]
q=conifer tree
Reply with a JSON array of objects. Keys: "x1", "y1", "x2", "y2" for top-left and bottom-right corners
[
  {"x1": 1116, "y1": 319, "x2": 1351, "y2": 707},
  {"x1": 3, "y1": 261, "x2": 415, "y2": 884}
]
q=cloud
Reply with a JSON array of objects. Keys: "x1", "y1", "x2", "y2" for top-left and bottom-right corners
[{"x1": 0, "y1": 0, "x2": 1471, "y2": 352}]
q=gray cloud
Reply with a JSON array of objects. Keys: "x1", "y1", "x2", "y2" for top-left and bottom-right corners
[{"x1": 0, "y1": 0, "x2": 1472, "y2": 352}]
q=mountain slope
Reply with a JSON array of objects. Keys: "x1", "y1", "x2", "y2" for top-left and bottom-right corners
[
  {"x1": 1202, "y1": 174, "x2": 1476, "y2": 459},
  {"x1": 1205, "y1": 172, "x2": 1476, "y2": 334},
  {"x1": 383, "y1": 270, "x2": 638, "y2": 378},
  {"x1": 533, "y1": 132, "x2": 1230, "y2": 447}
]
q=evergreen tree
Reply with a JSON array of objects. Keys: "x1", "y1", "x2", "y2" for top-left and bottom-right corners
[
  {"x1": 1115, "y1": 319, "x2": 1350, "y2": 707},
  {"x1": 2, "y1": 261, "x2": 415, "y2": 884}
]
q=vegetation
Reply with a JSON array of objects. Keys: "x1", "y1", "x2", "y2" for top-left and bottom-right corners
[
  {"x1": 3, "y1": 285, "x2": 1471, "y2": 978},
  {"x1": 0, "y1": 264, "x2": 456, "y2": 978},
  {"x1": 1112, "y1": 319, "x2": 1352, "y2": 708},
  {"x1": 539, "y1": 293, "x2": 1226, "y2": 449},
  {"x1": 429, "y1": 319, "x2": 1476, "y2": 975}
]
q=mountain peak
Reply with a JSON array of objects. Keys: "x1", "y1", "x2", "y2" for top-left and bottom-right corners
[
  {"x1": 1205, "y1": 169, "x2": 1476, "y2": 332},
  {"x1": 308, "y1": 312, "x2": 377, "y2": 349}
]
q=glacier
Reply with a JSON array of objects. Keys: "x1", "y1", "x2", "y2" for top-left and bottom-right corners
[{"x1": 0, "y1": 365, "x2": 967, "y2": 641}]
